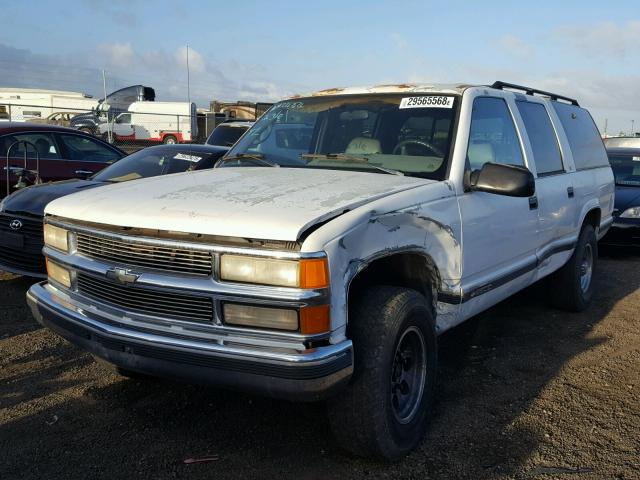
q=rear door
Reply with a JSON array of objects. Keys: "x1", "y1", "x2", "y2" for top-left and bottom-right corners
[
  {"x1": 0, "y1": 131, "x2": 64, "y2": 193},
  {"x1": 515, "y1": 99, "x2": 577, "y2": 275}
]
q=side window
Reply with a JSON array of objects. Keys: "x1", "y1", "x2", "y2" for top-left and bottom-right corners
[
  {"x1": 516, "y1": 101, "x2": 564, "y2": 175},
  {"x1": 552, "y1": 102, "x2": 608, "y2": 170},
  {"x1": 1, "y1": 133, "x2": 61, "y2": 159},
  {"x1": 467, "y1": 97, "x2": 524, "y2": 170},
  {"x1": 116, "y1": 113, "x2": 131, "y2": 124},
  {"x1": 57, "y1": 134, "x2": 121, "y2": 162}
]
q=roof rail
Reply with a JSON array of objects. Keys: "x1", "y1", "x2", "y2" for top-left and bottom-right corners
[{"x1": 490, "y1": 81, "x2": 579, "y2": 106}]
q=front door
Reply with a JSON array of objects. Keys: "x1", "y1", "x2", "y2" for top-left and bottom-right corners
[{"x1": 457, "y1": 96, "x2": 540, "y2": 314}]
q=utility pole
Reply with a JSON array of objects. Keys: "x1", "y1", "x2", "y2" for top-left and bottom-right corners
[
  {"x1": 186, "y1": 45, "x2": 191, "y2": 106},
  {"x1": 632, "y1": 119, "x2": 635, "y2": 136},
  {"x1": 604, "y1": 118, "x2": 608, "y2": 137},
  {"x1": 102, "y1": 69, "x2": 107, "y2": 102}
]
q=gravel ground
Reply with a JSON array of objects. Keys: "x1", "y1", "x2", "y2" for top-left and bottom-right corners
[{"x1": 1, "y1": 254, "x2": 639, "y2": 480}]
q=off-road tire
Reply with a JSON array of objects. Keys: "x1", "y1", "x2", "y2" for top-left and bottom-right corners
[
  {"x1": 548, "y1": 223, "x2": 597, "y2": 312},
  {"x1": 327, "y1": 286, "x2": 437, "y2": 461}
]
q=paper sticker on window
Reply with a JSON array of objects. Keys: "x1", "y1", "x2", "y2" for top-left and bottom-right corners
[
  {"x1": 174, "y1": 153, "x2": 203, "y2": 162},
  {"x1": 399, "y1": 96, "x2": 454, "y2": 109}
]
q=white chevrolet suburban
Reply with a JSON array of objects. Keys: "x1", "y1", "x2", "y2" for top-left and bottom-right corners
[{"x1": 27, "y1": 82, "x2": 614, "y2": 460}]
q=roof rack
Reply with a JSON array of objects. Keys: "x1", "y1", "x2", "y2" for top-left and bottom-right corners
[{"x1": 490, "y1": 81, "x2": 579, "y2": 106}]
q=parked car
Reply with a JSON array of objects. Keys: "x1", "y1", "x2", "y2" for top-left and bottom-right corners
[
  {"x1": 603, "y1": 136, "x2": 640, "y2": 149},
  {"x1": 70, "y1": 85, "x2": 155, "y2": 135},
  {"x1": 0, "y1": 143, "x2": 229, "y2": 277},
  {"x1": 27, "y1": 81, "x2": 613, "y2": 460},
  {"x1": 98, "y1": 101, "x2": 197, "y2": 145},
  {"x1": 0, "y1": 124, "x2": 125, "y2": 198},
  {"x1": 205, "y1": 120, "x2": 253, "y2": 147},
  {"x1": 28, "y1": 112, "x2": 83, "y2": 127},
  {"x1": 600, "y1": 147, "x2": 640, "y2": 247}
]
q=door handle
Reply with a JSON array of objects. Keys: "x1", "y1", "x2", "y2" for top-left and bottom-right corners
[
  {"x1": 567, "y1": 186, "x2": 574, "y2": 198},
  {"x1": 74, "y1": 170, "x2": 93, "y2": 176},
  {"x1": 529, "y1": 196, "x2": 538, "y2": 210}
]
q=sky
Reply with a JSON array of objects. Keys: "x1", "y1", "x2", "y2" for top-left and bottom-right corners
[{"x1": 1, "y1": 0, "x2": 639, "y2": 134}]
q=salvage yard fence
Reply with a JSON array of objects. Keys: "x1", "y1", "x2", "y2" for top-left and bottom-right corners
[{"x1": 0, "y1": 102, "x2": 270, "y2": 154}]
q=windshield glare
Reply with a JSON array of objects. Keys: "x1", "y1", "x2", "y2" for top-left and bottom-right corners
[
  {"x1": 93, "y1": 147, "x2": 208, "y2": 182},
  {"x1": 609, "y1": 155, "x2": 640, "y2": 186},
  {"x1": 226, "y1": 94, "x2": 457, "y2": 178}
]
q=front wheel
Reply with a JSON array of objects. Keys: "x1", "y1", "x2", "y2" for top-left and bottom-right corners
[
  {"x1": 163, "y1": 135, "x2": 177, "y2": 144},
  {"x1": 327, "y1": 286, "x2": 437, "y2": 460}
]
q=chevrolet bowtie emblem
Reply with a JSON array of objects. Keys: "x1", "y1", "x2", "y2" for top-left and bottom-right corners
[{"x1": 106, "y1": 267, "x2": 140, "y2": 285}]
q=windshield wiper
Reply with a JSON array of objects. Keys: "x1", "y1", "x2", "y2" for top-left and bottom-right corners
[
  {"x1": 300, "y1": 153, "x2": 404, "y2": 176},
  {"x1": 216, "y1": 153, "x2": 280, "y2": 168}
]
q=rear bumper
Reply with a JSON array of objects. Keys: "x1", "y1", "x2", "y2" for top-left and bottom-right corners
[{"x1": 27, "y1": 282, "x2": 353, "y2": 401}]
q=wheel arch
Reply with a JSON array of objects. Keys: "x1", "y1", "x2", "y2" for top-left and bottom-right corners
[{"x1": 346, "y1": 249, "x2": 442, "y2": 320}]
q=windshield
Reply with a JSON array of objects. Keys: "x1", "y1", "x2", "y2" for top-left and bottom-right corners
[
  {"x1": 93, "y1": 147, "x2": 210, "y2": 182},
  {"x1": 608, "y1": 154, "x2": 640, "y2": 186},
  {"x1": 207, "y1": 124, "x2": 249, "y2": 146},
  {"x1": 225, "y1": 94, "x2": 458, "y2": 178}
]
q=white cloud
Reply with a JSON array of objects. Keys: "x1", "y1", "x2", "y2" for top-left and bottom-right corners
[
  {"x1": 97, "y1": 42, "x2": 135, "y2": 68},
  {"x1": 555, "y1": 21, "x2": 640, "y2": 58},
  {"x1": 497, "y1": 34, "x2": 533, "y2": 59},
  {"x1": 174, "y1": 46, "x2": 206, "y2": 74}
]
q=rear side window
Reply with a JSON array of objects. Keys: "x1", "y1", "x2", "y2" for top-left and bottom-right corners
[
  {"x1": 552, "y1": 102, "x2": 608, "y2": 170},
  {"x1": 516, "y1": 101, "x2": 563, "y2": 175},
  {"x1": 467, "y1": 97, "x2": 524, "y2": 170}
]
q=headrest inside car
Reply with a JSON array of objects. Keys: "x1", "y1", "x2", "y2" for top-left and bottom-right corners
[{"x1": 345, "y1": 137, "x2": 381, "y2": 155}]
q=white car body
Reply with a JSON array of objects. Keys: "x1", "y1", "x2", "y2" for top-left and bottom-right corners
[
  {"x1": 99, "y1": 101, "x2": 197, "y2": 143},
  {"x1": 27, "y1": 82, "x2": 614, "y2": 455}
]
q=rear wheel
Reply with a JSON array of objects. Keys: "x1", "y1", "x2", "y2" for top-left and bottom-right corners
[
  {"x1": 548, "y1": 223, "x2": 597, "y2": 311},
  {"x1": 78, "y1": 127, "x2": 94, "y2": 135},
  {"x1": 163, "y1": 135, "x2": 177, "y2": 145},
  {"x1": 327, "y1": 286, "x2": 437, "y2": 460}
]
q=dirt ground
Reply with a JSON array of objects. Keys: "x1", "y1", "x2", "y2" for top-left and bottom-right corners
[{"x1": 1, "y1": 253, "x2": 638, "y2": 480}]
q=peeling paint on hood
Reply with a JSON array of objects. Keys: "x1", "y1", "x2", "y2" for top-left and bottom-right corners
[{"x1": 45, "y1": 167, "x2": 430, "y2": 241}]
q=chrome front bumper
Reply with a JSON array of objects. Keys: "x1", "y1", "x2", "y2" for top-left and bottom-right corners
[{"x1": 27, "y1": 282, "x2": 353, "y2": 401}]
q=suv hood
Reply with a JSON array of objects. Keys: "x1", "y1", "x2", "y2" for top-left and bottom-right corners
[{"x1": 45, "y1": 168, "x2": 429, "y2": 241}]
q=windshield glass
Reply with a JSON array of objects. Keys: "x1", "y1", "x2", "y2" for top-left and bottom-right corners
[
  {"x1": 207, "y1": 124, "x2": 249, "y2": 146},
  {"x1": 225, "y1": 94, "x2": 458, "y2": 178},
  {"x1": 608, "y1": 154, "x2": 640, "y2": 186},
  {"x1": 93, "y1": 147, "x2": 209, "y2": 182}
]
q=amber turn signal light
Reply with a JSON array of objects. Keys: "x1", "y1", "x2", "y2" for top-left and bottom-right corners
[
  {"x1": 299, "y1": 258, "x2": 329, "y2": 289},
  {"x1": 299, "y1": 304, "x2": 330, "y2": 335}
]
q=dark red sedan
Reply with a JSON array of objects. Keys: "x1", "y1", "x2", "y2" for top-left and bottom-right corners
[{"x1": 0, "y1": 123, "x2": 125, "y2": 198}]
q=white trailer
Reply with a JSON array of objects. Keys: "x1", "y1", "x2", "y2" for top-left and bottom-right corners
[
  {"x1": 100, "y1": 101, "x2": 197, "y2": 144},
  {"x1": 0, "y1": 88, "x2": 98, "y2": 122}
]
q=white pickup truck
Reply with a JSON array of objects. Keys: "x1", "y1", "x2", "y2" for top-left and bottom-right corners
[{"x1": 28, "y1": 82, "x2": 614, "y2": 460}]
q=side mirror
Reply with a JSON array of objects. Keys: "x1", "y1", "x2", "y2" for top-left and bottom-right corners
[{"x1": 468, "y1": 162, "x2": 535, "y2": 197}]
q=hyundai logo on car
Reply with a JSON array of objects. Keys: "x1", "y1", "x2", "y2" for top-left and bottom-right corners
[{"x1": 9, "y1": 219, "x2": 22, "y2": 231}]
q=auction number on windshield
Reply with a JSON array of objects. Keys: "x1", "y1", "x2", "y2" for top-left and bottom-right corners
[{"x1": 399, "y1": 96, "x2": 454, "y2": 109}]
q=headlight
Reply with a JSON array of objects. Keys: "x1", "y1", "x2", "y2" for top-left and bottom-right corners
[
  {"x1": 46, "y1": 258, "x2": 72, "y2": 288},
  {"x1": 43, "y1": 224, "x2": 70, "y2": 252},
  {"x1": 620, "y1": 207, "x2": 640, "y2": 218},
  {"x1": 220, "y1": 255, "x2": 329, "y2": 289}
]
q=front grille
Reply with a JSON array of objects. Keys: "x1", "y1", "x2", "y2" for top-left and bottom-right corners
[
  {"x1": 77, "y1": 273, "x2": 214, "y2": 323},
  {"x1": 0, "y1": 213, "x2": 45, "y2": 273},
  {"x1": 76, "y1": 232, "x2": 213, "y2": 276}
]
